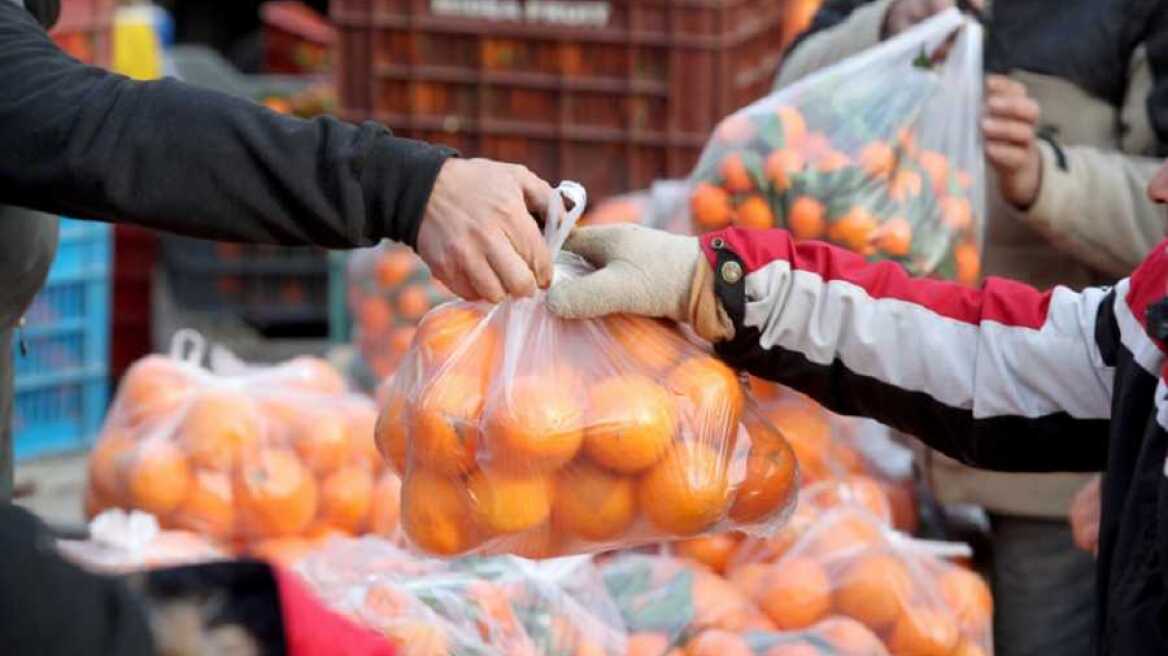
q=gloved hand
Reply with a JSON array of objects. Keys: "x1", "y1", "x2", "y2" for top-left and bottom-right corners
[{"x1": 546, "y1": 224, "x2": 734, "y2": 342}]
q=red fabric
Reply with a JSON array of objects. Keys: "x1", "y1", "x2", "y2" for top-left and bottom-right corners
[
  {"x1": 1125, "y1": 242, "x2": 1168, "y2": 353},
  {"x1": 272, "y1": 566, "x2": 396, "y2": 656},
  {"x1": 700, "y1": 227, "x2": 1056, "y2": 329}
]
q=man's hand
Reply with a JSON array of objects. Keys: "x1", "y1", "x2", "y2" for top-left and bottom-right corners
[
  {"x1": 1069, "y1": 475, "x2": 1102, "y2": 557},
  {"x1": 983, "y1": 75, "x2": 1044, "y2": 210},
  {"x1": 417, "y1": 158, "x2": 554, "y2": 303}
]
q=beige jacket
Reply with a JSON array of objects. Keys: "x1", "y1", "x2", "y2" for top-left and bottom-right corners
[{"x1": 776, "y1": 0, "x2": 1165, "y2": 518}]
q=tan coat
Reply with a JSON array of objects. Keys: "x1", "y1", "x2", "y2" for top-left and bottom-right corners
[{"x1": 775, "y1": 0, "x2": 1165, "y2": 518}]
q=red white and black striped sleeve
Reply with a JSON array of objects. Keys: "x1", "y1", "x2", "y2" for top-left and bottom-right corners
[{"x1": 701, "y1": 228, "x2": 1117, "y2": 473}]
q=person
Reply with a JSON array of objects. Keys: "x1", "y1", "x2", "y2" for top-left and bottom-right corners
[
  {"x1": 546, "y1": 156, "x2": 1168, "y2": 654},
  {"x1": 771, "y1": 2, "x2": 1168, "y2": 652},
  {"x1": 0, "y1": 0, "x2": 554, "y2": 500}
]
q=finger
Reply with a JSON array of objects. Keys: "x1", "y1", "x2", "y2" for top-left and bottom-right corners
[
  {"x1": 440, "y1": 267, "x2": 480, "y2": 302},
  {"x1": 462, "y1": 253, "x2": 507, "y2": 304},
  {"x1": 986, "y1": 95, "x2": 1040, "y2": 123},
  {"x1": 513, "y1": 165, "x2": 553, "y2": 218},
  {"x1": 982, "y1": 117, "x2": 1036, "y2": 146},
  {"x1": 546, "y1": 266, "x2": 637, "y2": 319},
  {"x1": 560, "y1": 226, "x2": 623, "y2": 266},
  {"x1": 985, "y1": 74, "x2": 1027, "y2": 98},
  {"x1": 483, "y1": 231, "x2": 539, "y2": 298},
  {"x1": 498, "y1": 193, "x2": 554, "y2": 290},
  {"x1": 927, "y1": 0, "x2": 955, "y2": 14},
  {"x1": 985, "y1": 143, "x2": 1030, "y2": 169}
]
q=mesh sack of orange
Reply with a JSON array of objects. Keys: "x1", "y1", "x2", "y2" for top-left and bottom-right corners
[
  {"x1": 348, "y1": 242, "x2": 455, "y2": 383},
  {"x1": 57, "y1": 509, "x2": 227, "y2": 574},
  {"x1": 581, "y1": 180, "x2": 690, "y2": 231},
  {"x1": 727, "y1": 508, "x2": 992, "y2": 656},
  {"x1": 688, "y1": 10, "x2": 984, "y2": 284},
  {"x1": 84, "y1": 333, "x2": 401, "y2": 549},
  {"x1": 676, "y1": 617, "x2": 892, "y2": 656},
  {"x1": 375, "y1": 183, "x2": 799, "y2": 558}
]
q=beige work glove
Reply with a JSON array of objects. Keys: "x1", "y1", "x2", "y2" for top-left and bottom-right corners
[{"x1": 546, "y1": 225, "x2": 734, "y2": 342}]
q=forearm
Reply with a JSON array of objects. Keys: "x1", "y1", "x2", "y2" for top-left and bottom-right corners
[
  {"x1": 775, "y1": 0, "x2": 894, "y2": 90},
  {"x1": 0, "y1": 3, "x2": 452, "y2": 248}
]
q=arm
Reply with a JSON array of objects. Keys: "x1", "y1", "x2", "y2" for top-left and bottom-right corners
[
  {"x1": 0, "y1": 2, "x2": 449, "y2": 249},
  {"x1": 775, "y1": 0, "x2": 894, "y2": 90}
]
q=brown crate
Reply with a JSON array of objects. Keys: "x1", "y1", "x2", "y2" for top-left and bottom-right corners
[{"x1": 333, "y1": 0, "x2": 788, "y2": 200}]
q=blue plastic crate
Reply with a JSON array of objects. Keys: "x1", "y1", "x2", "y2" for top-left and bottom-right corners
[{"x1": 13, "y1": 218, "x2": 112, "y2": 460}]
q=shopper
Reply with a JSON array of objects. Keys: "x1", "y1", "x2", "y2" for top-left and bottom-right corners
[
  {"x1": 0, "y1": 0, "x2": 554, "y2": 499},
  {"x1": 546, "y1": 155, "x2": 1168, "y2": 654},
  {"x1": 773, "y1": 2, "x2": 1168, "y2": 652}
]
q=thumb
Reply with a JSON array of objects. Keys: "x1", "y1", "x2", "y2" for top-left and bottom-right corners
[{"x1": 546, "y1": 265, "x2": 641, "y2": 319}]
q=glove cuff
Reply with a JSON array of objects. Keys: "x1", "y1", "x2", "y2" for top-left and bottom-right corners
[{"x1": 687, "y1": 257, "x2": 735, "y2": 343}]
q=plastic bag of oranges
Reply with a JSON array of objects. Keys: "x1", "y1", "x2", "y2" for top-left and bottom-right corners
[
  {"x1": 682, "y1": 618, "x2": 892, "y2": 656},
  {"x1": 57, "y1": 509, "x2": 227, "y2": 574},
  {"x1": 85, "y1": 332, "x2": 401, "y2": 550},
  {"x1": 689, "y1": 9, "x2": 984, "y2": 284},
  {"x1": 376, "y1": 183, "x2": 799, "y2": 558},
  {"x1": 730, "y1": 508, "x2": 992, "y2": 656}
]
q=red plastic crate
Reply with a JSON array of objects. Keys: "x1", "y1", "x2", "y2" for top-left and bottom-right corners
[
  {"x1": 112, "y1": 225, "x2": 156, "y2": 380},
  {"x1": 262, "y1": 1, "x2": 337, "y2": 74},
  {"x1": 332, "y1": 0, "x2": 790, "y2": 201},
  {"x1": 50, "y1": 0, "x2": 115, "y2": 67}
]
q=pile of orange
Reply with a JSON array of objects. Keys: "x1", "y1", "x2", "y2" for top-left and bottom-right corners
[
  {"x1": 690, "y1": 104, "x2": 981, "y2": 285},
  {"x1": 581, "y1": 195, "x2": 647, "y2": 226},
  {"x1": 376, "y1": 303, "x2": 799, "y2": 557},
  {"x1": 349, "y1": 242, "x2": 454, "y2": 382},
  {"x1": 85, "y1": 353, "x2": 402, "y2": 557}
]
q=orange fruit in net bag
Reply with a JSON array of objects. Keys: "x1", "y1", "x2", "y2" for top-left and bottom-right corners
[
  {"x1": 116, "y1": 355, "x2": 196, "y2": 422},
  {"x1": 685, "y1": 630, "x2": 753, "y2": 656},
  {"x1": 819, "y1": 616, "x2": 887, "y2": 655},
  {"x1": 272, "y1": 356, "x2": 348, "y2": 395},
  {"x1": 289, "y1": 406, "x2": 353, "y2": 475},
  {"x1": 815, "y1": 475, "x2": 892, "y2": 520},
  {"x1": 691, "y1": 183, "x2": 734, "y2": 231},
  {"x1": 666, "y1": 356, "x2": 744, "y2": 435},
  {"x1": 890, "y1": 169, "x2": 924, "y2": 202},
  {"x1": 765, "y1": 149, "x2": 804, "y2": 191},
  {"x1": 720, "y1": 154, "x2": 754, "y2": 194},
  {"x1": 248, "y1": 536, "x2": 315, "y2": 567},
  {"x1": 691, "y1": 566, "x2": 775, "y2": 631},
  {"x1": 88, "y1": 428, "x2": 137, "y2": 503},
  {"x1": 788, "y1": 196, "x2": 826, "y2": 241},
  {"x1": 388, "y1": 325, "x2": 417, "y2": 358},
  {"x1": 859, "y1": 141, "x2": 895, "y2": 179},
  {"x1": 763, "y1": 642, "x2": 819, "y2": 656},
  {"x1": 397, "y1": 284, "x2": 432, "y2": 321},
  {"x1": 357, "y1": 296, "x2": 393, "y2": 335},
  {"x1": 584, "y1": 198, "x2": 642, "y2": 225},
  {"x1": 758, "y1": 557, "x2": 832, "y2": 630},
  {"x1": 584, "y1": 373, "x2": 676, "y2": 474},
  {"x1": 639, "y1": 443, "x2": 732, "y2": 536},
  {"x1": 482, "y1": 374, "x2": 584, "y2": 473},
  {"x1": 83, "y1": 485, "x2": 114, "y2": 518},
  {"x1": 675, "y1": 533, "x2": 742, "y2": 575},
  {"x1": 552, "y1": 461, "x2": 636, "y2": 542},
  {"x1": 128, "y1": 440, "x2": 193, "y2": 517},
  {"x1": 816, "y1": 150, "x2": 851, "y2": 173},
  {"x1": 412, "y1": 371, "x2": 486, "y2": 475},
  {"x1": 834, "y1": 552, "x2": 915, "y2": 632},
  {"x1": 715, "y1": 114, "x2": 755, "y2": 144},
  {"x1": 828, "y1": 207, "x2": 878, "y2": 255},
  {"x1": 776, "y1": 106, "x2": 807, "y2": 147},
  {"x1": 730, "y1": 422, "x2": 798, "y2": 523},
  {"x1": 178, "y1": 390, "x2": 264, "y2": 471},
  {"x1": 766, "y1": 402, "x2": 831, "y2": 480},
  {"x1": 628, "y1": 633, "x2": 672, "y2": 656},
  {"x1": 939, "y1": 567, "x2": 993, "y2": 636},
  {"x1": 508, "y1": 521, "x2": 560, "y2": 559},
  {"x1": 940, "y1": 196, "x2": 973, "y2": 231},
  {"x1": 468, "y1": 469, "x2": 553, "y2": 535},
  {"x1": 368, "y1": 471, "x2": 402, "y2": 537},
  {"x1": 318, "y1": 464, "x2": 375, "y2": 534},
  {"x1": 385, "y1": 620, "x2": 450, "y2": 656},
  {"x1": 235, "y1": 448, "x2": 318, "y2": 538},
  {"x1": 416, "y1": 302, "x2": 492, "y2": 370},
  {"x1": 345, "y1": 401, "x2": 382, "y2": 472},
  {"x1": 887, "y1": 605, "x2": 959, "y2": 656},
  {"x1": 375, "y1": 387, "x2": 409, "y2": 474},
  {"x1": 171, "y1": 470, "x2": 234, "y2": 540},
  {"x1": 735, "y1": 196, "x2": 775, "y2": 230},
  {"x1": 375, "y1": 248, "x2": 417, "y2": 289},
  {"x1": 918, "y1": 150, "x2": 950, "y2": 194},
  {"x1": 401, "y1": 468, "x2": 480, "y2": 555},
  {"x1": 874, "y1": 217, "x2": 912, "y2": 257},
  {"x1": 955, "y1": 242, "x2": 981, "y2": 285},
  {"x1": 951, "y1": 639, "x2": 989, "y2": 656},
  {"x1": 807, "y1": 514, "x2": 885, "y2": 560},
  {"x1": 605, "y1": 315, "x2": 683, "y2": 373}
]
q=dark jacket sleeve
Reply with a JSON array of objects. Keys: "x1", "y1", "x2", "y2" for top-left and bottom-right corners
[{"x1": 0, "y1": 2, "x2": 453, "y2": 249}]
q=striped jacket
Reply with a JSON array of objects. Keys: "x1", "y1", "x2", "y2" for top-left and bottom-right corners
[{"x1": 702, "y1": 228, "x2": 1168, "y2": 654}]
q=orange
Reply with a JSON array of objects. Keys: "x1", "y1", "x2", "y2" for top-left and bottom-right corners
[
  {"x1": 728, "y1": 561, "x2": 772, "y2": 599},
  {"x1": 765, "y1": 149, "x2": 803, "y2": 190},
  {"x1": 116, "y1": 355, "x2": 195, "y2": 422},
  {"x1": 951, "y1": 640, "x2": 989, "y2": 656},
  {"x1": 788, "y1": 196, "x2": 826, "y2": 240},
  {"x1": 584, "y1": 374, "x2": 676, "y2": 474},
  {"x1": 875, "y1": 217, "x2": 912, "y2": 257},
  {"x1": 918, "y1": 150, "x2": 950, "y2": 193},
  {"x1": 887, "y1": 605, "x2": 959, "y2": 656},
  {"x1": 818, "y1": 616, "x2": 886, "y2": 655},
  {"x1": 605, "y1": 315, "x2": 683, "y2": 372},
  {"x1": 508, "y1": 522, "x2": 560, "y2": 559},
  {"x1": 401, "y1": 468, "x2": 480, "y2": 555},
  {"x1": 675, "y1": 533, "x2": 741, "y2": 575},
  {"x1": 415, "y1": 302, "x2": 490, "y2": 370},
  {"x1": 397, "y1": 284, "x2": 432, "y2": 320},
  {"x1": 730, "y1": 423, "x2": 797, "y2": 523},
  {"x1": 289, "y1": 406, "x2": 353, "y2": 475},
  {"x1": 762, "y1": 643, "x2": 819, "y2": 656},
  {"x1": 720, "y1": 154, "x2": 754, "y2": 194},
  {"x1": 956, "y1": 170, "x2": 973, "y2": 190},
  {"x1": 890, "y1": 169, "x2": 924, "y2": 202},
  {"x1": 799, "y1": 132, "x2": 831, "y2": 161},
  {"x1": 584, "y1": 198, "x2": 642, "y2": 225},
  {"x1": 827, "y1": 207, "x2": 878, "y2": 255},
  {"x1": 896, "y1": 128, "x2": 918, "y2": 157},
  {"x1": 804, "y1": 511, "x2": 884, "y2": 558},
  {"x1": 318, "y1": 464, "x2": 375, "y2": 534},
  {"x1": 357, "y1": 296, "x2": 393, "y2": 335},
  {"x1": 374, "y1": 388, "x2": 409, "y2": 474},
  {"x1": 735, "y1": 196, "x2": 774, "y2": 230},
  {"x1": 954, "y1": 243, "x2": 980, "y2": 285},
  {"x1": 468, "y1": 469, "x2": 552, "y2": 535},
  {"x1": 345, "y1": 401, "x2": 382, "y2": 472},
  {"x1": 552, "y1": 462, "x2": 636, "y2": 541},
  {"x1": 177, "y1": 390, "x2": 263, "y2": 471},
  {"x1": 248, "y1": 536, "x2": 314, "y2": 567},
  {"x1": 685, "y1": 630, "x2": 752, "y2": 656},
  {"x1": 859, "y1": 141, "x2": 895, "y2": 179},
  {"x1": 639, "y1": 443, "x2": 731, "y2": 536},
  {"x1": 375, "y1": 249, "x2": 417, "y2": 289},
  {"x1": 388, "y1": 325, "x2": 417, "y2": 358},
  {"x1": 816, "y1": 150, "x2": 851, "y2": 173},
  {"x1": 412, "y1": 371, "x2": 486, "y2": 474},
  {"x1": 691, "y1": 183, "x2": 735, "y2": 231},
  {"x1": 777, "y1": 106, "x2": 807, "y2": 146},
  {"x1": 368, "y1": 471, "x2": 402, "y2": 537},
  {"x1": 666, "y1": 356, "x2": 744, "y2": 435},
  {"x1": 940, "y1": 195, "x2": 973, "y2": 231},
  {"x1": 172, "y1": 470, "x2": 234, "y2": 540},
  {"x1": 830, "y1": 442, "x2": 867, "y2": 475},
  {"x1": 127, "y1": 440, "x2": 193, "y2": 516},
  {"x1": 749, "y1": 376, "x2": 782, "y2": 402},
  {"x1": 88, "y1": 428, "x2": 137, "y2": 502},
  {"x1": 692, "y1": 565, "x2": 775, "y2": 632},
  {"x1": 834, "y1": 552, "x2": 914, "y2": 631},
  {"x1": 628, "y1": 633, "x2": 672, "y2": 656},
  {"x1": 235, "y1": 448, "x2": 318, "y2": 538},
  {"x1": 766, "y1": 401, "x2": 829, "y2": 472},
  {"x1": 758, "y1": 557, "x2": 832, "y2": 629},
  {"x1": 819, "y1": 475, "x2": 892, "y2": 519},
  {"x1": 715, "y1": 114, "x2": 755, "y2": 144},
  {"x1": 276, "y1": 356, "x2": 348, "y2": 395},
  {"x1": 939, "y1": 567, "x2": 993, "y2": 636},
  {"x1": 481, "y1": 374, "x2": 584, "y2": 473}
]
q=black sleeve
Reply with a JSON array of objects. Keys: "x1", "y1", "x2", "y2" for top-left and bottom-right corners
[
  {"x1": 0, "y1": 2, "x2": 453, "y2": 249},
  {"x1": 784, "y1": 0, "x2": 881, "y2": 57},
  {"x1": 0, "y1": 504, "x2": 155, "y2": 656}
]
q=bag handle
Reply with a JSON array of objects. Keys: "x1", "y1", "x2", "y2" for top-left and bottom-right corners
[{"x1": 544, "y1": 181, "x2": 587, "y2": 259}]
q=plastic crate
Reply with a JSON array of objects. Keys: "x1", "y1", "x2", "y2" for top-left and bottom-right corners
[
  {"x1": 261, "y1": 1, "x2": 336, "y2": 75},
  {"x1": 50, "y1": 0, "x2": 115, "y2": 67},
  {"x1": 13, "y1": 219, "x2": 112, "y2": 460},
  {"x1": 112, "y1": 225, "x2": 157, "y2": 380},
  {"x1": 332, "y1": 0, "x2": 790, "y2": 201}
]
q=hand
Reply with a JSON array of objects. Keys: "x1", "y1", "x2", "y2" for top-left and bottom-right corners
[
  {"x1": 1069, "y1": 475, "x2": 1101, "y2": 557},
  {"x1": 417, "y1": 158, "x2": 554, "y2": 303},
  {"x1": 983, "y1": 75, "x2": 1044, "y2": 210},
  {"x1": 546, "y1": 225, "x2": 732, "y2": 342}
]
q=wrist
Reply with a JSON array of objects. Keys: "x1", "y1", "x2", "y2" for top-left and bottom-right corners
[
  {"x1": 687, "y1": 254, "x2": 735, "y2": 343},
  {"x1": 1007, "y1": 146, "x2": 1043, "y2": 211}
]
